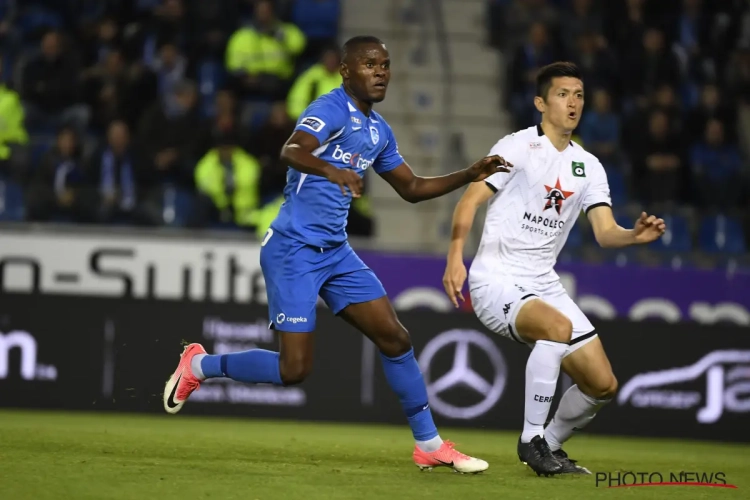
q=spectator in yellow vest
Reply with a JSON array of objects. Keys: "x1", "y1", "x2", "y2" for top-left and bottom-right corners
[
  {"x1": 0, "y1": 55, "x2": 29, "y2": 181},
  {"x1": 225, "y1": 0, "x2": 306, "y2": 101},
  {"x1": 286, "y1": 45, "x2": 343, "y2": 120},
  {"x1": 193, "y1": 133, "x2": 261, "y2": 229}
]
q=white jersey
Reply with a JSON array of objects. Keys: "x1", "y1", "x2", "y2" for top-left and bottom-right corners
[{"x1": 469, "y1": 125, "x2": 612, "y2": 289}]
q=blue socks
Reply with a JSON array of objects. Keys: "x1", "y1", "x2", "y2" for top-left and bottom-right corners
[
  {"x1": 380, "y1": 348, "x2": 441, "y2": 447},
  {"x1": 192, "y1": 346, "x2": 443, "y2": 451},
  {"x1": 195, "y1": 350, "x2": 283, "y2": 385}
]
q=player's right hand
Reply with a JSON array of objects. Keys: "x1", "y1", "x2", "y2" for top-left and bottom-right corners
[
  {"x1": 442, "y1": 258, "x2": 467, "y2": 308},
  {"x1": 326, "y1": 168, "x2": 363, "y2": 197}
]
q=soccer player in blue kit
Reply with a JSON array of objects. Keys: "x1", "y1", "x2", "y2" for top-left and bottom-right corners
[{"x1": 163, "y1": 36, "x2": 511, "y2": 473}]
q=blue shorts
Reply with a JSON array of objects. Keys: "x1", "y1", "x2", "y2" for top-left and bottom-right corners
[{"x1": 259, "y1": 229, "x2": 387, "y2": 332}]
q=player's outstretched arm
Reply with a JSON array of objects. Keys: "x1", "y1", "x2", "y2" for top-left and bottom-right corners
[
  {"x1": 379, "y1": 156, "x2": 512, "y2": 203},
  {"x1": 442, "y1": 182, "x2": 495, "y2": 307},
  {"x1": 587, "y1": 206, "x2": 666, "y2": 248},
  {"x1": 280, "y1": 130, "x2": 364, "y2": 197}
]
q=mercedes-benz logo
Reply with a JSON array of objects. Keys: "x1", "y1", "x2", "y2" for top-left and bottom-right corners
[{"x1": 418, "y1": 329, "x2": 507, "y2": 419}]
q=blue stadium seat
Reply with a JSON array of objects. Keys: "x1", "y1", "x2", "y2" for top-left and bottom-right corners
[
  {"x1": 614, "y1": 210, "x2": 633, "y2": 231},
  {"x1": 606, "y1": 168, "x2": 627, "y2": 206},
  {"x1": 197, "y1": 59, "x2": 226, "y2": 118},
  {"x1": 1, "y1": 52, "x2": 14, "y2": 85},
  {"x1": 18, "y1": 7, "x2": 64, "y2": 39},
  {"x1": 162, "y1": 187, "x2": 195, "y2": 227},
  {"x1": 649, "y1": 213, "x2": 692, "y2": 252},
  {"x1": 0, "y1": 179, "x2": 26, "y2": 221},
  {"x1": 565, "y1": 218, "x2": 583, "y2": 248},
  {"x1": 244, "y1": 101, "x2": 273, "y2": 130},
  {"x1": 699, "y1": 215, "x2": 747, "y2": 254},
  {"x1": 29, "y1": 135, "x2": 54, "y2": 168},
  {"x1": 680, "y1": 81, "x2": 700, "y2": 109}
]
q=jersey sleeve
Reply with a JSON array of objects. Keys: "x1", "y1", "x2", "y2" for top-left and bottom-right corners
[
  {"x1": 373, "y1": 122, "x2": 404, "y2": 174},
  {"x1": 484, "y1": 134, "x2": 522, "y2": 193},
  {"x1": 583, "y1": 161, "x2": 612, "y2": 214},
  {"x1": 294, "y1": 96, "x2": 348, "y2": 146}
]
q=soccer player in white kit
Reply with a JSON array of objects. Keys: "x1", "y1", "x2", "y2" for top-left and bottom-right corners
[{"x1": 443, "y1": 62, "x2": 667, "y2": 476}]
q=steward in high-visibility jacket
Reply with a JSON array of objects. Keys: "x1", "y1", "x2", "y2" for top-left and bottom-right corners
[
  {"x1": 194, "y1": 146, "x2": 261, "y2": 227},
  {"x1": 225, "y1": 17, "x2": 306, "y2": 81},
  {"x1": 286, "y1": 47, "x2": 342, "y2": 119},
  {"x1": 0, "y1": 84, "x2": 29, "y2": 161}
]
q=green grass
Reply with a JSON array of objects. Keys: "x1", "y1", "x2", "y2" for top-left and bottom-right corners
[{"x1": 0, "y1": 410, "x2": 747, "y2": 500}]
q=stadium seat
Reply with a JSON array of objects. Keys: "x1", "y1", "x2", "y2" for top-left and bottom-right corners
[
  {"x1": 197, "y1": 59, "x2": 226, "y2": 118},
  {"x1": 243, "y1": 101, "x2": 273, "y2": 130},
  {"x1": 614, "y1": 210, "x2": 633, "y2": 231},
  {"x1": 606, "y1": 168, "x2": 628, "y2": 206},
  {"x1": 0, "y1": 179, "x2": 26, "y2": 221},
  {"x1": 29, "y1": 135, "x2": 55, "y2": 168},
  {"x1": 1, "y1": 52, "x2": 14, "y2": 84},
  {"x1": 680, "y1": 81, "x2": 700, "y2": 109},
  {"x1": 649, "y1": 213, "x2": 692, "y2": 253},
  {"x1": 18, "y1": 7, "x2": 64, "y2": 40},
  {"x1": 162, "y1": 186, "x2": 195, "y2": 227},
  {"x1": 698, "y1": 215, "x2": 747, "y2": 254},
  {"x1": 565, "y1": 218, "x2": 583, "y2": 248}
]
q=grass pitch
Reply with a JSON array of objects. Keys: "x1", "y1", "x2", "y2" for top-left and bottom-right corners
[{"x1": 0, "y1": 410, "x2": 747, "y2": 500}]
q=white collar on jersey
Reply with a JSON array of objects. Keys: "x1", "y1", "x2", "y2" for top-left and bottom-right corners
[{"x1": 537, "y1": 124, "x2": 574, "y2": 147}]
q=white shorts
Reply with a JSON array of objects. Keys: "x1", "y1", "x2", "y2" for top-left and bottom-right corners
[{"x1": 470, "y1": 278, "x2": 598, "y2": 357}]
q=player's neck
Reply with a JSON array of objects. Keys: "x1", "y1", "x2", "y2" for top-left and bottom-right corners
[
  {"x1": 343, "y1": 85, "x2": 373, "y2": 116},
  {"x1": 539, "y1": 121, "x2": 572, "y2": 152}
]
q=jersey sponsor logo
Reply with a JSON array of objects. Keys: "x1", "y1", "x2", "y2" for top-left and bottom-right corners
[
  {"x1": 522, "y1": 212, "x2": 566, "y2": 229},
  {"x1": 299, "y1": 116, "x2": 326, "y2": 133},
  {"x1": 543, "y1": 178, "x2": 575, "y2": 215},
  {"x1": 572, "y1": 161, "x2": 586, "y2": 177},
  {"x1": 617, "y1": 350, "x2": 750, "y2": 424},
  {"x1": 369, "y1": 126, "x2": 380, "y2": 145},
  {"x1": 521, "y1": 212, "x2": 567, "y2": 237},
  {"x1": 351, "y1": 116, "x2": 361, "y2": 125},
  {"x1": 332, "y1": 145, "x2": 374, "y2": 170},
  {"x1": 529, "y1": 142, "x2": 542, "y2": 149}
]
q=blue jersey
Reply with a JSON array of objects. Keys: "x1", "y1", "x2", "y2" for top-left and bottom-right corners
[{"x1": 271, "y1": 86, "x2": 405, "y2": 248}]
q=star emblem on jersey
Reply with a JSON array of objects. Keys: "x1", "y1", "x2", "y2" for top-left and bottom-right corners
[{"x1": 543, "y1": 178, "x2": 575, "y2": 215}]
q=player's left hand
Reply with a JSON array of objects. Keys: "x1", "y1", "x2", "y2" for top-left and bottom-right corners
[
  {"x1": 633, "y1": 212, "x2": 666, "y2": 244},
  {"x1": 465, "y1": 155, "x2": 513, "y2": 182}
]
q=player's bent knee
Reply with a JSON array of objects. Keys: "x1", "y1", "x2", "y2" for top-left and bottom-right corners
[
  {"x1": 536, "y1": 315, "x2": 572, "y2": 344},
  {"x1": 586, "y1": 374, "x2": 618, "y2": 400},
  {"x1": 376, "y1": 325, "x2": 413, "y2": 358},
  {"x1": 600, "y1": 374, "x2": 618, "y2": 400},
  {"x1": 516, "y1": 300, "x2": 572, "y2": 344},
  {"x1": 279, "y1": 359, "x2": 313, "y2": 386}
]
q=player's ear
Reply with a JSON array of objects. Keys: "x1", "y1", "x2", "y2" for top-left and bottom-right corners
[
  {"x1": 534, "y1": 95, "x2": 546, "y2": 113},
  {"x1": 340, "y1": 62, "x2": 349, "y2": 79}
]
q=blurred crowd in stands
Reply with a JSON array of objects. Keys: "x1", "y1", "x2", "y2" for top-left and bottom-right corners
[
  {"x1": 489, "y1": 0, "x2": 750, "y2": 265},
  {"x1": 1, "y1": 0, "x2": 748, "y2": 268},
  {"x1": 0, "y1": 0, "x2": 374, "y2": 240}
]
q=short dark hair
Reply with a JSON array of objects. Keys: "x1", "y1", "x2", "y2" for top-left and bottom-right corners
[
  {"x1": 342, "y1": 36, "x2": 385, "y2": 61},
  {"x1": 535, "y1": 62, "x2": 582, "y2": 100}
]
